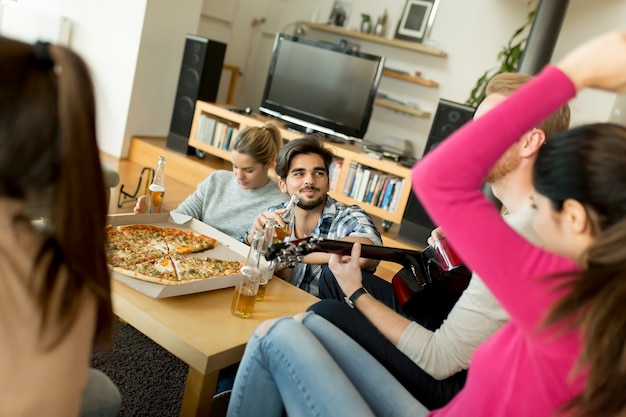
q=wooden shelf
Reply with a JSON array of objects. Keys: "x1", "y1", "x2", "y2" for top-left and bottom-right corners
[
  {"x1": 188, "y1": 102, "x2": 414, "y2": 225},
  {"x1": 301, "y1": 21, "x2": 448, "y2": 58},
  {"x1": 382, "y1": 69, "x2": 438, "y2": 88},
  {"x1": 374, "y1": 98, "x2": 430, "y2": 118}
]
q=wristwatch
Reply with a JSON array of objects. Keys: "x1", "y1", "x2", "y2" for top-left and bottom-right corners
[{"x1": 344, "y1": 287, "x2": 369, "y2": 309}]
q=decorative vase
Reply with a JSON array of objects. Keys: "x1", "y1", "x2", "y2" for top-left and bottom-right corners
[
  {"x1": 374, "y1": 22, "x2": 385, "y2": 36},
  {"x1": 361, "y1": 20, "x2": 371, "y2": 34}
]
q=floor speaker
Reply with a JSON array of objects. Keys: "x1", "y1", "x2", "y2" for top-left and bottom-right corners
[
  {"x1": 166, "y1": 35, "x2": 227, "y2": 155},
  {"x1": 398, "y1": 99, "x2": 475, "y2": 246}
]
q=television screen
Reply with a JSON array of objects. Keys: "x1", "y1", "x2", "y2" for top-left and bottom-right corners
[{"x1": 260, "y1": 34, "x2": 384, "y2": 140}]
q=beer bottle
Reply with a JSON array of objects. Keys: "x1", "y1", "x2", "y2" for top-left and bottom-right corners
[
  {"x1": 256, "y1": 219, "x2": 278, "y2": 301},
  {"x1": 274, "y1": 194, "x2": 300, "y2": 243},
  {"x1": 147, "y1": 156, "x2": 166, "y2": 213},
  {"x1": 231, "y1": 230, "x2": 263, "y2": 318}
]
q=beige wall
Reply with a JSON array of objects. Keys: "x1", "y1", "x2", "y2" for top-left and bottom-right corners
[{"x1": 5, "y1": 0, "x2": 626, "y2": 158}]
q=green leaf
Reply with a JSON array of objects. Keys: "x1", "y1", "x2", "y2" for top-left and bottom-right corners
[{"x1": 466, "y1": 1, "x2": 538, "y2": 104}]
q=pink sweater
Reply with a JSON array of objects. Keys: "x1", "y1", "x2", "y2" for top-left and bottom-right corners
[{"x1": 412, "y1": 66, "x2": 585, "y2": 416}]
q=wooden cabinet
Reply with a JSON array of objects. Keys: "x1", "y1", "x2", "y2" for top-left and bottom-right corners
[
  {"x1": 188, "y1": 101, "x2": 414, "y2": 228},
  {"x1": 301, "y1": 21, "x2": 446, "y2": 119}
]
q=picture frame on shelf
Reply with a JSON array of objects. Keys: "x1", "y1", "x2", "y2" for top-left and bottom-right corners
[
  {"x1": 327, "y1": 1, "x2": 352, "y2": 28},
  {"x1": 394, "y1": 0, "x2": 440, "y2": 44}
]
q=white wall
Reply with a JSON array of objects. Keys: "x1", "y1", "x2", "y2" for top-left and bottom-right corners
[
  {"x1": 5, "y1": 0, "x2": 203, "y2": 158},
  {"x1": 198, "y1": 0, "x2": 626, "y2": 157},
  {"x1": 6, "y1": 0, "x2": 626, "y2": 158}
]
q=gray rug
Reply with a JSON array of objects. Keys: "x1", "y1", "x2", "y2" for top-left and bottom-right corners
[{"x1": 91, "y1": 320, "x2": 187, "y2": 416}]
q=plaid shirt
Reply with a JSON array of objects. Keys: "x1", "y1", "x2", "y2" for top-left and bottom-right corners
[{"x1": 268, "y1": 195, "x2": 382, "y2": 296}]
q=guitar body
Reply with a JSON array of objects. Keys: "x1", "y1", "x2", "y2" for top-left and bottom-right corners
[{"x1": 266, "y1": 237, "x2": 472, "y2": 304}]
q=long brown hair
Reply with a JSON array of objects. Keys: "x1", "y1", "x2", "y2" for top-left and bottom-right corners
[
  {"x1": 533, "y1": 123, "x2": 626, "y2": 417},
  {"x1": 0, "y1": 37, "x2": 113, "y2": 346}
]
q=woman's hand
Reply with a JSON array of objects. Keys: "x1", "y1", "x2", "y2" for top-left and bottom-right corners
[
  {"x1": 328, "y1": 242, "x2": 364, "y2": 297},
  {"x1": 133, "y1": 195, "x2": 147, "y2": 214},
  {"x1": 557, "y1": 30, "x2": 626, "y2": 93}
]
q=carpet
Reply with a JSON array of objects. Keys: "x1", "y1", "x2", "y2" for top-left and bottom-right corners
[{"x1": 91, "y1": 320, "x2": 187, "y2": 416}]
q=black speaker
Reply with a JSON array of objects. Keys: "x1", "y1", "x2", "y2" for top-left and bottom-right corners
[
  {"x1": 398, "y1": 99, "x2": 475, "y2": 246},
  {"x1": 166, "y1": 35, "x2": 227, "y2": 155}
]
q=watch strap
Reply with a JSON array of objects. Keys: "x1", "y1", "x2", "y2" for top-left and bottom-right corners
[{"x1": 344, "y1": 287, "x2": 368, "y2": 309}]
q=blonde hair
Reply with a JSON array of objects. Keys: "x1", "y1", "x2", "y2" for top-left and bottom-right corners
[
  {"x1": 230, "y1": 122, "x2": 282, "y2": 166},
  {"x1": 487, "y1": 72, "x2": 571, "y2": 138}
]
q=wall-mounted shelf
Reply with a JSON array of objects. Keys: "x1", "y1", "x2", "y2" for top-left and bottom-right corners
[
  {"x1": 374, "y1": 99, "x2": 430, "y2": 118},
  {"x1": 301, "y1": 21, "x2": 448, "y2": 58},
  {"x1": 382, "y1": 69, "x2": 439, "y2": 88}
]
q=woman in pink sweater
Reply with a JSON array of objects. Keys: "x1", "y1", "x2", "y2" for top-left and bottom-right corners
[{"x1": 226, "y1": 31, "x2": 626, "y2": 417}]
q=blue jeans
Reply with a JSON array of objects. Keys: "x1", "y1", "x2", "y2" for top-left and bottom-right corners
[
  {"x1": 79, "y1": 368, "x2": 121, "y2": 417},
  {"x1": 226, "y1": 313, "x2": 430, "y2": 417}
]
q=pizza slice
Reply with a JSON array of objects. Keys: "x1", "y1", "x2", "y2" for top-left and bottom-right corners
[
  {"x1": 113, "y1": 255, "x2": 180, "y2": 285},
  {"x1": 171, "y1": 255, "x2": 242, "y2": 282},
  {"x1": 116, "y1": 224, "x2": 170, "y2": 255},
  {"x1": 162, "y1": 227, "x2": 217, "y2": 254}
]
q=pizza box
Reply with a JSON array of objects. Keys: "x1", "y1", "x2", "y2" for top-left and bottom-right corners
[{"x1": 107, "y1": 212, "x2": 250, "y2": 298}]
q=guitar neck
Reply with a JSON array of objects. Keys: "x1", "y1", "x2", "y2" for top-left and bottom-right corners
[{"x1": 315, "y1": 240, "x2": 423, "y2": 268}]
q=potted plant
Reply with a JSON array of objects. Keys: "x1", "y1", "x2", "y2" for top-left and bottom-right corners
[
  {"x1": 360, "y1": 14, "x2": 372, "y2": 33},
  {"x1": 466, "y1": 3, "x2": 537, "y2": 107}
]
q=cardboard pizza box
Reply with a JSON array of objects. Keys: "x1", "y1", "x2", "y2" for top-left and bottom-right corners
[{"x1": 107, "y1": 212, "x2": 249, "y2": 298}]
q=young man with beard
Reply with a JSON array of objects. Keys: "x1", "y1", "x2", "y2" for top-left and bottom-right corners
[
  {"x1": 247, "y1": 135, "x2": 383, "y2": 297},
  {"x1": 306, "y1": 73, "x2": 571, "y2": 410}
]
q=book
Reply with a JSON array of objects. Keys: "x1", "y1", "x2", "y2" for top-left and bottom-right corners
[
  {"x1": 376, "y1": 176, "x2": 391, "y2": 207},
  {"x1": 342, "y1": 162, "x2": 358, "y2": 196},
  {"x1": 388, "y1": 179, "x2": 404, "y2": 213},
  {"x1": 212, "y1": 122, "x2": 226, "y2": 148},
  {"x1": 364, "y1": 173, "x2": 379, "y2": 203},
  {"x1": 350, "y1": 164, "x2": 364, "y2": 198},
  {"x1": 355, "y1": 169, "x2": 371, "y2": 202},
  {"x1": 381, "y1": 178, "x2": 397, "y2": 210},
  {"x1": 329, "y1": 159, "x2": 343, "y2": 192},
  {"x1": 197, "y1": 115, "x2": 217, "y2": 145}
]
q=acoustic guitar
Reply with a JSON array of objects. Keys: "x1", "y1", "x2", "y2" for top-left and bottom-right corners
[{"x1": 265, "y1": 237, "x2": 472, "y2": 297}]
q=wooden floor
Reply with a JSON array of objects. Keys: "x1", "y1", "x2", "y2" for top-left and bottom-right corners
[{"x1": 101, "y1": 137, "x2": 423, "y2": 282}]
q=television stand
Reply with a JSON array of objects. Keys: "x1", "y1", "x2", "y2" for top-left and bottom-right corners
[
  {"x1": 323, "y1": 133, "x2": 348, "y2": 144},
  {"x1": 187, "y1": 102, "x2": 414, "y2": 228},
  {"x1": 283, "y1": 121, "x2": 313, "y2": 135}
]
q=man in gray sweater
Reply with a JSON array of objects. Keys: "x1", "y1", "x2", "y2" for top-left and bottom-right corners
[{"x1": 308, "y1": 73, "x2": 571, "y2": 409}]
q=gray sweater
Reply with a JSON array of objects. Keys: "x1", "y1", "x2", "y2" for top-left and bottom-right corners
[
  {"x1": 396, "y1": 206, "x2": 540, "y2": 379},
  {"x1": 174, "y1": 170, "x2": 287, "y2": 240}
]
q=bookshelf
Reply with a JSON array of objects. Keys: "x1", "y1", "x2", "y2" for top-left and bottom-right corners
[{"x1": 188, "y1": 102, "x2": 414, "y2": 228}]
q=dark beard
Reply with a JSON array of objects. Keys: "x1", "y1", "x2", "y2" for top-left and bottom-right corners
[{"x1": 297, "y1": 195, "x2": 326, "y2": 211}]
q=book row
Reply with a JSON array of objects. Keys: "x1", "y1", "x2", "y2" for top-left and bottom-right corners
[
  {"x1": 195, "y1": 114, "x2": 240, "y2": 152},
  {"x1": 340, "y1": 162, "x2": 405, "y2": 213}
]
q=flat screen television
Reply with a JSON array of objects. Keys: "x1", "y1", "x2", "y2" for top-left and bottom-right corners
[{"x1": 260, "y1": 34, "x2": 385, "y2": 140}]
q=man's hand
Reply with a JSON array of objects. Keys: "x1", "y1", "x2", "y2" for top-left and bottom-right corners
[
  {"x1": 247, "y1": 209, "x2": 286, "y2": 244},
  {"x1": 328, "y1": 242, "x2": 364, "y2": 297},
  {"x1": 427, "y1": 227, "x2": 445, "y2": 246},
  {"x1": 134, "y1": 195, "x2": 147, "y2": 214}
]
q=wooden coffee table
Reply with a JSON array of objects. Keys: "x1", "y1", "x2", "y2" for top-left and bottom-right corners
[{"x1": 111, "y1": 277, "x2": 318, "y2": 416}]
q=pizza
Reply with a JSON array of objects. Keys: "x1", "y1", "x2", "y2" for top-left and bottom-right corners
[{"x1": 106, "y1": 224, "x2": 242, "y2": 285}]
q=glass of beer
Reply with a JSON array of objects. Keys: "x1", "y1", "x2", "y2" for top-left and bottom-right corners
[
  {"x1": 231, "y1": 265, "x2": 260, "y2": 318},
  {"x1": 256, "y1": 259, "x2": 276, "y2": 301},
  {"x1": 147, "y1": 184, "x2": 165, "y2": 213}
]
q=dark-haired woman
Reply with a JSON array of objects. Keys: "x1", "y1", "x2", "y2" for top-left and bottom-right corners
[
  {"x1": 0, "y1": 37, "x2": 119, "y2": 416},
  {"x1": 224, "y1": 31, "x2": 626, "y2": 417}
]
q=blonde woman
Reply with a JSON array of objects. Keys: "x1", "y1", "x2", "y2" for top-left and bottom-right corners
[{"x1": 136, "y1": 122, "x2": 287, "y2": 239}]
